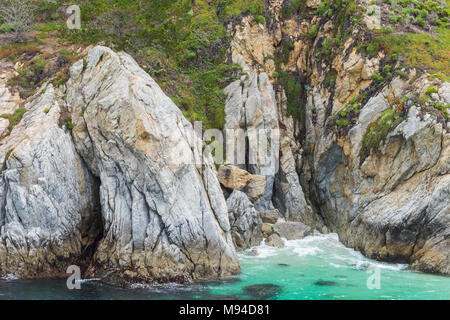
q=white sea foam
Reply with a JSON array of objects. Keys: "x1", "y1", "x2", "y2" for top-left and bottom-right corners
[
  {"x1": 130, "y1": 282, "x2": 204, "y2": 292},
  {"x1": 240, "y1": 233, "x2": 409, "y2": 272},
  {"x1": 79, "y1": 278, "x2": 101, "y2": 283},
  {"x1": 1, "y1": 274, "x2": 18, "y2": 281}
]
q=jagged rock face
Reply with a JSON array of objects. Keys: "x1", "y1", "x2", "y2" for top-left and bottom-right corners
[
  {"x1": 0, "y1": 60, "x2": 22, "y2": 138},
  {"x1": 307, "y1": 76, "x2": 450, "y2": 275},
  {"x1": 0, "y1": 85, "x2": 101, "y2": 278},
  {"x1": 218, "y1": 165, "x2": 266, "y2": 202},
  {"x1": 315, "y1": 105, "x2": 450, "y2": 274},
  {"x1": 66, "y1": 46, "x2": 239, "y2": 284},
  {"x1": 224, "y1": 61, "x2": 279, "y2": 211},
  {"x1": 226, "y1": 190, "x2": 263, "y2": 251},
  {"x1": 274, "y1": 138, "x2": 323, "y2": 228},
  {"x1": 228, "y1": 8, "x2": 449, "y2": 275},
  {"x1": 224, "y1": 51, "x2": 314, "y2": 224}
]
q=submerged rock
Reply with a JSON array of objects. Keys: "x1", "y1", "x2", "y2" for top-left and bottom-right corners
[
  {"x1": 265, "y1": 234, "x2": 284, "y2": 248},
  {"x1": 226, "y1": 190, "x2": 263, "y2": 251},
  {"x1": 314, "y1": 280, "x2": 355, "y2": 287},
  {"x1": 273, "y1": 222, "x2": 312, "y2": 240},
  {"x1": 243, "y1": 283, "x2": 282, "y2": 299},
  {"x1": 314, "y1": 280, "x2": 340, "y2": 286}
]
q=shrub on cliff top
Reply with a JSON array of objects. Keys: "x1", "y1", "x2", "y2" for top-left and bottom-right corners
[{"x1": 58, "y1": 0, "x2": 253, "y2": 129}]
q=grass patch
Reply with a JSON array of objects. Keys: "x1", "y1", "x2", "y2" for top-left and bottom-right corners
[
  {"x1": 0, "y1": 41, "x2": 40, "y2": 62},
  {"x1": 56, "y1": 0, "x2": 253, "y2": 129},
  {"x1": 0, "y1": 108, "x2": 27, "y2": 131},
  {"x1": 360, "y1": 108, "x2": 403, "y2": 163},
  {"x1": 371, "y1": 25, "x2": 450, "y2": 81}
]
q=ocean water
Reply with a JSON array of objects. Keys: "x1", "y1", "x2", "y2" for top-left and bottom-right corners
[{"x1": 1, "y1": 234, "x2": 449, "y2": 300}]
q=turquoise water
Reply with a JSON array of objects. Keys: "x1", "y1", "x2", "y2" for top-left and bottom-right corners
[{"x1": 1, "y1": 234, "x2": 449, "y2": 300}]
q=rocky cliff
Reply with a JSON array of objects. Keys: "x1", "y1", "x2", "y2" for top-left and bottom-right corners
[
  {"x1": 0, "y1": 46, "x2": 239, "y2": 285},
  {"x1": 222, "y1": 0, "x2": 449, "y2": 275},
  {"x1": 0, "y1": 0, "x2": 448, "y2": 283}
]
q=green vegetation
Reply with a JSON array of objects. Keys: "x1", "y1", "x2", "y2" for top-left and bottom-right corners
[
  {"x1": 53, "y1": 0, "x2": 264, "y2": 129},
  {"x1": 407, "y1": 93, "x2": 449, "y2": 120},
  {"x1": 0, "y1": 23, "x2": 13, "y2": 33},
  {"x1": 373, "y1": 25, "x2": 450, "y2": 81},
  {"x1": 0, "y1": 108, "x2": 27, "y2": 131},
  {"x1": 0, "y1": 41, "x2": 40, "y2": 62},
  {"x1": 0, "y1": 149, "x2": 14, "y2": 174},
  {"x1": 425, "y1": 85, "x2": 438, "y2": 95},
  {"x1": 382, "y1": 0, "x2": 449, "y2": 28},
  {"x1": 364, "y1": 1, "x2": 450, "y2": 81},
  {"x1": 58, "y1": 105, "x2": 73, "y2": 130},
  {"x1": 7, "y1": 56, "x2": 47, "y2": 96},
  {"x1": 433, "y1": 101, "x2": 449, "y2": 120},
  {"x1": 307, "y1": 23, "x2": 319, "y2": 39},
  {"x1": 329, "y1": 94, "x2": 365, "y2": 134},
  {"x1": 360, "y1": 108, "x2": 403, "y2": 163},
  {"x1": 281, "y1": 0, "x2": 307, "y2": 19}
]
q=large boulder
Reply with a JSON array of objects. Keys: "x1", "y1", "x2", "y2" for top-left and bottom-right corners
[
  {"x1": 259, "y1": 209, "x2": 279, "y2": 224},
  {"x1": 226, "y1": 190, "x2": 263, "y2": 251},
  {"x1": 65, "y1": 46, "x2": 239, "y2": 284},
  {"x1": 0, "y1": 85, "x2": 101, "y2": 278},
  {"x1": 218, "y1": 165, "x2": 266, "y2": 202}
]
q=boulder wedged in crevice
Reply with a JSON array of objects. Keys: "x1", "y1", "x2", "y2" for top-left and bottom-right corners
[
  {"x1": 223, "y1": 56, "x2": 315, "y2": 226},
  {"x1": 224, "y1": 58, "x2": 279, "y2": 211}
]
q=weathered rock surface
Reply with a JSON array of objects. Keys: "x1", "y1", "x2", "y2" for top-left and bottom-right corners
[
  {"x1": 226, "y1": 190, "x2": 263, "y2": 251},
  {"x1": 224, "y1": 57, "x2": 279, "y2": 211},
  {"x1": 0, "y1": 60, "x2": 22, "y2": 138},
  {"x1": 274, "y1": 139, "x2": 323, "y2": 227},
  {"x1": 0, "y1": 85, "x2": 101, "y2": 278},
  {"x1": 261, "y1": 223, "x2": 274, "y2": 237},
  {"x1": 273, "y1": 222, "x2": 312, "y2": 240},
  {"x1": 259, "y1": 209, "x2": 279, "y2": 224},
  {"x1": 65, "y1": 46, "x2": 239, "y2": 284},
  {"x1": 226, "y1": 23, "x2": 320, "y2": 227}
]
